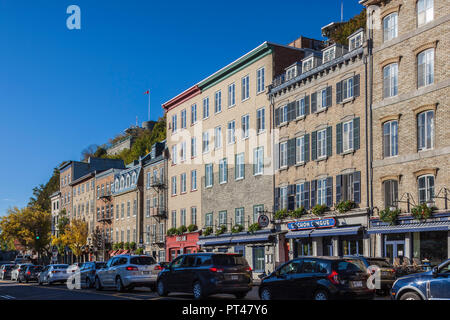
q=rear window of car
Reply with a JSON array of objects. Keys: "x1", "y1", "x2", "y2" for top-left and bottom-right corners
[
  {"x1": 212, "y1": 255, "x2": 248, "y2": 266},
  {"x1": 367, "y1": 259, "x2": 392, "y2": 268},
  {"x1": 29, "y1": 266, "x2": 43, "y2": 271},
  {"x1": 54, "y1": 265, "x2": 68, "y2": 269},
  {"x1": 130, "y1": 257, "x2": 156, "y2": 265},
  {"x1": 333, "y1": 259, "x2": 366, "y2": 273}
]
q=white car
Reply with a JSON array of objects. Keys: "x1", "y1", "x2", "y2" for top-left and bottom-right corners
[
  {"x1": 10, "y1": 264, "x2": 33, "y2": 282},
  {"x1": 38, "y1": 264, "x2": 70, "y2": 285}
]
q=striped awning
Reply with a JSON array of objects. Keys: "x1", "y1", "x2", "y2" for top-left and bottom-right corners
[
  {"x1": 197, "y1": 233, "x2": 271, "y2": 246},
  {"x1": 286, "y1": 226, "x2": 362, "y2": 239},
  {"x1": 368, "y1": 221, "x2": 450, "y2": 234}
]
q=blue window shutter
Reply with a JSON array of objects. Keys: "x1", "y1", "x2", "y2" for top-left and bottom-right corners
[
  {"x1": 274, "y1": 188, "x2": 280, "y2": 211},
  {"x1": 326, "y1": 86, "x2": 332, "y2": 107},
  {"x1": 353, "y1": 117, "x2": 360, "y2": 151},
  {"x1": 353, "y1": 74, "x2": 360, "y2": 97},
  {"x1": 336, "y1": 81, "x2": 343, "y2": 104},
  {"x1": 353, "y1": 171, "x2": 361, "y2": 204},
  {"x1": 311, "y1": 92, "x2": 317, "y2": 114},
  {"x1": 311, "y1": 131, "x2": 317, "y2": 161},
  {"x1": 336, "y1": 175, "x2": 342, "y2": 203},
  {"x1": 305, "y1": 95, "x2": 310, "y2": 115},
  {"x1": 310, "y1": 180, "x2": 317, "y2": 207},
  {"x1": 275, "y1": 108, "x2": 280, "y2": 126},
  {"x1": 326, "y1": 126, "x2": 332, "y2": 157},
  {"x1": 326, "y1": 177, "x2": 333, "y2": 207},
  {"x1": 304, "y1": 134, "x2": 310, "y2": 163},
  {"x1": 304, "y1": 181, "x2": 310, "y2": 210},
  {"x1": 287, "y1": 139, "x2": 296, "y2": 167},
  {"x1": 336, "y1": 122, "x2": 343, "y2": 155},
  {"x1": 288, "y1": 102, "x2": 296, "y2": 122}
]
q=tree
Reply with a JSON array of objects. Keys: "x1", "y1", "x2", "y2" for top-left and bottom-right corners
[
  {"x1": 28, "y1": 168, "x2": 60, "y2": 212},
  {"x1": 81, "y1": 144, "x2": 99, "y2": 162},
  {"x1": 51, "y1": 208, "x2": 70, "y2": 255},
  {"x1": 327, "y1": 9, "x2": 366, "y2": 45},
  {"x1": 61, "y1": 219, "x2": 88, "y2": 262}
]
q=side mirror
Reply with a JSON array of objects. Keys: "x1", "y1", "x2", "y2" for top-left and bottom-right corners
[{"x1": 432, "y1": 267, "x2": 439, "y2": 277}]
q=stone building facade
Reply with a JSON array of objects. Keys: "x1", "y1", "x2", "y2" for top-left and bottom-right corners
[{"x1": 50, "y1": 191, "x2": 61, "y2": 237}]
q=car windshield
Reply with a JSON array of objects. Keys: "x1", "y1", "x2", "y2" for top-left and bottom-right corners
[
  {"x1": 130, "y1": 257, "x2": 156, "y2": 265},
  {"x1": 212, "y1": 255, "x2": 248, "y2": 266},
  {"x1": 367, "y1": 259, "x2": 392, "y2": 268},
  {"x1": 334, "y1": 259, "x2": 366, "y2": 273}
]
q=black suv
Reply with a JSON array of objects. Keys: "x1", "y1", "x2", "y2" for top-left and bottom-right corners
[
  {"x1": 156, "y1": 253, "x2": 253, "y2": 300},
  {"x1": 259, "y1": 256, "x2": 375, "y2": 300}
]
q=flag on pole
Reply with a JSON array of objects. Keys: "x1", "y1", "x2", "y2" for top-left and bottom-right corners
[{"x1": 144, "y1": 90, "x2": 150, "y2": 95}]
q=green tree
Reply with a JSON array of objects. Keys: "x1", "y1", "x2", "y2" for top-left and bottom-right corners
[
  {"x1": 327, "y1": 9, "x2": 366, "y2": 45},
  {"x1": 28, "y1": 168, "x2": 60, "y2": 212}
]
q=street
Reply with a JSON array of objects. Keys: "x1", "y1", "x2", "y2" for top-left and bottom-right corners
[{"x1": 0, "y1": 279, "x2": 389, "y2": 300}]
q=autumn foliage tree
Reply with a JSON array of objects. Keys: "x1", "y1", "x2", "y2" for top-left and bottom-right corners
[{"x1": 60, "y1": 219, "x2": 88, "y2": 262}]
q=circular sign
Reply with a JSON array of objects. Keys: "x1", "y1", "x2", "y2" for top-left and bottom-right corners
[{"x1": 258, "y1": 215, "x2": 270, "y2": 228}]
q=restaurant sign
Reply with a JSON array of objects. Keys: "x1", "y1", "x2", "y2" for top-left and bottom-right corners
[{"x1": 287, "y1": 218, "x2": 336, "y2": 231}]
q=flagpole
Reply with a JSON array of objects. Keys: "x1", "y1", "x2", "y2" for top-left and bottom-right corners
[{"x1": 148, "y1": 91, "x2": 151, "y2": 121}]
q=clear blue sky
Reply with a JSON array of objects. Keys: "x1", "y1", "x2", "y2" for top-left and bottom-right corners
[{"x1": 0, "y1": 0, "x2": 363, "y2": 216}]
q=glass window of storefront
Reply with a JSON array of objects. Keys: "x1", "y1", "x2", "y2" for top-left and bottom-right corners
[
  {"x1": 234, "y1": 246, "x2": 245, "y2": 256},
  {"x1": 322, "y1": 237, "x2": 333, "y2": 256},
  {"x1": 294, "y1": 239, "x2": 312, "y2": 257},
  {"x1": 253, "y1": 246, "x2": 265, "y2": 272},
  {"x1": 340, "y1": 236, "x2": 363, "y2": 256},
  {"x1": 413, "y1": 231, "x2": 448, "y2": 266}
]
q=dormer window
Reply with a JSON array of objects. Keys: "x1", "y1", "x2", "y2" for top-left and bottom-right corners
[
  {"x1": 115, "y1": 179, "x2": 119, "y2": 192},
  {"x1": 120, "y1": 177, "x2": 124, "y2": 189},
  {"x1": 286, "y1": 66, "x2": 299, "y2": 81},
  {"x1": 302, "y1": 58, "x2": 314, "y2": 72},
  {"x1": 126, "y1": 175, "x2": 130, "y2": 188},
  {"x1": 349, "y1": 31, "x2": 363, "y2": 50},
  {"x1": 132, "y1": 172, "x2": 137, "y2": 185},
  {"x1": 323, "y1": 47, "x2": 336, "y2": 63}
]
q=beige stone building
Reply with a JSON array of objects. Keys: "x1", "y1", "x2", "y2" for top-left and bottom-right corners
[
  {"x1": 269, "y1": 27, "x2": 371, "y2": 260},
  {"x1": 50, "y1": 191, "x2": 61, "y2": 237},
  {"x1": 361, "y1": 0, "x2": 450, "y2": 264}
]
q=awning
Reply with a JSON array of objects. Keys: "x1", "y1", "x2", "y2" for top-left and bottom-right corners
[
  {"x1": 286, "y1": 226, "x2": 362, "y2": 239},
  {"x1": 368, "y1": 221, "x2": 450, "y2": 234},
  {"x1": 198, "y1": 233, "x2": 272, "y2": 246}
]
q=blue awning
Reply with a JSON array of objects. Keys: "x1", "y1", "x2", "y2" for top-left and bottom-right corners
[
  {"x1": 368, "y1": 221, "x2": 450, "y2": 234},
  {"x1": 197, "y1": 233, "x2": 271, "y2": 246},
  {"x1": 286, "y1": 226, "x2": 361, "y2": 239}
]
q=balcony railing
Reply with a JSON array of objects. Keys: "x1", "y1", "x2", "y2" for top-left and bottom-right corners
[
  {"x1": 150, "y1": 179, "x2": 166, "y2": 189},
  {"x1": 150, "y1": 207, "x2": 167, "y2": 218}
]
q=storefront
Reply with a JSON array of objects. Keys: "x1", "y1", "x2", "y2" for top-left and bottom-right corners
[
  {"x1": 283, "y1": 211, "x2": 370, "y2": 259},
  {"x1": 165, "y1": 231, "x2": 201, "y2": 262},
  {"x1": 197, "y1": 230, "x2": 276, "y2": 278},
  {"x1": 368, "y1": 213, "x2": 450, "y2": 266}
]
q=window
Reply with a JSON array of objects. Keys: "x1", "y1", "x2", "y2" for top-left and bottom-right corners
[
  {"x1": 181, "y1": 109, "x2": 186, "y2": 129},
  {"x1": 121, "y1": 203, "x2": 124, "y2": 218},
  {"x1": 171, "y1": 210, "x2": 177, "y2": 229},
  {"x1": 418, "y1": 175, "x2": 434, "y2": 204},
  {"x1": 180, "y1": 142, "x2": 186, "y2": 162},
  {"x1": 227, "y1": 120, "x2": 236, "y2": 144},
  {"x1": 280, "y1": 105, "x2": 288, "y2": 124},
  {"x1": 323, "y1": 47, "x2": 335, "y2": 63},
  {"x1": 171, "y1": 145, "x2": 177, "y2": 165},
  {"x1": 384, "y1": 180, "x2": 398, "y2": 208},
  {"x1": 343, "y1": 77, "x2": 354, "y2": 100},
  {"x1": 235, "y1": 208, "x2": 244, "y2": 227},
  {"x1": 146, "y1": 198, "x2": 150, "y2": 217},
  {"x1": 342, "y1": 121, "x2": 354, "y2": 152},
  {"x1": 253, "y1": 147, "x2": 264, "y2": 176},
  {"x1": 191, "y1": 104, "x2": 197, "y2": 125},
  {"x1": 133, "y1": 200, "x2": 137, "y2": 216},
  {"x1": 296, "y1": 136, "x2": 305, "y2": 164},
  {"x1": 219, "y1": 211, "x2": 227, "y2": 226},
  {"x1": 417, "y1": 110, "x2": 434, "y2": 151},
  {"x1": 171, "y1": 176, "x2": 177, "y2": 196},
  {"x1": 241, "y1": 75, "x2": 249, "y2": 101},
  {"x1": 127, "y1": 201, "x2": 130, "y2": 217},
  {"x1": 297, "y1": 98, "x2": 306, "y2": 118},
  {"x1": 172, "y1": 114, "x2": 177, "y2": 133},
  {"x1": 257, "y1": 67, "x2": 265, "y2": 93},
  {"x1": 317, "y1": 129, "x2": 327, "y2": 159},
  {"x1": 205, "y1": 213, "x2": 213, "y2": 227},
  {"x1": 191, "y1": 207, "x2": 197, "y2": 226},
  {"x1": 383, "y1": 13, "x2": 398, "y2": 42},
  {"x1": 191, "y1": 170, "x2": 197, "y2": 191},
  {"x1": 253, "y1": 247, "x2": 265, "y2": 272},
  {"x1": 257, "y1": 108, "x2": 265, "y2": 133},
  {"x1": 280, "y1": 186, "x2": 288, "y2": 210},
  {"x1": 418, "y1": 49, "x2": 434, "y2": 88},
  {"x1": 383, "y1": 121, "x2": 398, "y2": 157},
  {"x1": 214, "y1": 91, "x2": 222, "y2": 114},
  {"x1": 280, "y1": 142, "x2": 287, "y2": 168},
  {"x1": 205, "y1": 164, "x2": 213, "y2": 188},
  {"x1": 214, "y1": 126, "x2": 222, "y2": 149},
  {"x1": 317, "y1": 88, "x2": 328, "y2": 110},
  {"x1": 302, "y1": 58, "x2": 313, "y2": 72},
  {"x1": 180, "y1": 209, "x2": 186, "y2": 227},
  {"x1": 383, "y1": 63, "x2": 398, "y2": 98},
  {"x1": 241, "y1": 114, "x2": 249, "y2": 139},
  {"x1": 228, "y1": 83, "x2": 235, "y2": 107},
  {"x1": 180, "y1": 173, "x2": 186, "y2": 194},
  {"x1": 296, "y1": 183, "x2": 309, "y2": 210},
  {"x1": 418, "y1": 0, "x2": 433, "y2": 26},
  {"x1": 317, "y1": 178, "x2": 327, "y2": 205},
  {"x1": 203, "y1": 97, "x2": 209, "y2": 119},
  {"x1": 235, "y1": 153, "x2": 245, "y2": 180},
  {"x1": 202, "y1": 132, "x2": 209, "y2": 153},
  {"x1": 219, "y1": 159, "x2": 228, "y2": 184},
  {"x1": 191, "y1": 137, "x2": 197, "y2": 158},
  {"x1": 349, "y1": 32, "x2": 363, "y2": 50},
  {"x1": 253, "y1": 205, "x2": 264, "y2": 224}
]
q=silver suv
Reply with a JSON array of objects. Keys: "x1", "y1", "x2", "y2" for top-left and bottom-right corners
[{"x1": 94, "y1": 255, "x2": 160, "y2": 292}]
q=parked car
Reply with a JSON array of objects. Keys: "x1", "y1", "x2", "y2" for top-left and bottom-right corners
[
  {"x1": 390, "y1": 259, "x2": 450, "y2": 300},
  {"x1": 259, "y1": 256, "x2": 375, "y2": 300},
  {"x1": 344, "y1": 256, "x2": 396, "y2": 295},
  {"x1": 156, "y1": 253, "x2": 253, "y2": 300},
  {"x1": 79, "y1": 262, "x2": 107, "y2": 288},
  {"x1": 95, "y1": 255, "x2": 160, "y2": 292},
  {"x1": 38, "y1": 264, "x2": 70, "y2": 285},
  {"x1": 20, "y1": 265, "x2": 43, "y2": 283},
  {"x1": 11, "y1": 264, "x2": 33, "y2": 282},
  {"x1": 0, "y1": 264, "x2": 15, "y2": 280}
]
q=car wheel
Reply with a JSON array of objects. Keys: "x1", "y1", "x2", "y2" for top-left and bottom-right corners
[
  {"x1": 400, "y1": 292, "x2": 422, "y2": 300},
  {"x1": 116, "y1": 277, "x2": 125, "y2": 292},
  {"x1": 314, "y1": 289, "x2": 329, "y2": 301},
  {"x1": 157, "y1": 280, "x2": 168, "y2": 297},
  {"x1": 234, "y1": 292, "x2": 248, "y2": 299},
  {"x1": 193, "y1": 282, "x2": 205, "y2": 300},
  {"x1": 95, "y1": 277, "x2": 103, "y2": 291},
  {"x1": 260, "y1": 287, "x2": 272, "y2": 300}
]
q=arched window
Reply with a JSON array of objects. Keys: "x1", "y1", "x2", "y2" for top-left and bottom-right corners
[
  {"x1": 383, "y1": 13, "x2": 398, "y2": 42},
  {"x1": 120, "y1": 177, "x2": 124, "y2": 189},
  {"x1": 132, "y1": 172, "x2": 137, "y2": 185},
  {"x1": 115, "y1": 179, "x2": 119, "y2": 191},
  {"x1": 383, "y1": 63, "x2": 398, "y2": 98},
  {"x1": 126, "y1": 175, "x2": 130, "y2": 188}
]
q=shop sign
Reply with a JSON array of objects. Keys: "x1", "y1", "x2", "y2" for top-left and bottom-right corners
[
  {"x1": 287, "y1": 218, "x2": 336, "y2": 231},
  {"x1": 176, "y1": 236, "x2": 187, "y2": 242}
]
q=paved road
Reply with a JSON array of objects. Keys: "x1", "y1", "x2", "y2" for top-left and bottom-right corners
[{"x1": 0, "y1": 279, "x2": 389, "y2": 300}]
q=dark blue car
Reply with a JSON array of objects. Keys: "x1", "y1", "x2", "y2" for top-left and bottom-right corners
[{"x1": 391, "y1": 259, "x2": 450, "y2": 300}]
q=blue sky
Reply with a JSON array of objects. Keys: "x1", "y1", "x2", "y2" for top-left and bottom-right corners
[{"x1": 0, "y1": 0, "x2": 363, "y2": 215}]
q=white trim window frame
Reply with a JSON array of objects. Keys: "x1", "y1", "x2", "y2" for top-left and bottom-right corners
[
  {"x1": 342, "y1": 120, "x2": 354, "y2": 152},
  {"x1": 172, "y1": 145, "x2": 177, "y2": 165},
  {"x1": 227, "y1": 120, "x2": 236, "y2": 145},
  {"x1": 296, "y1": 136, "x2": 305, "y2": 164},
  {"x1": 172, "y1": 114, "x2": 177, "y2": 133},
  {"x1": 219, "y1": 158, "x2": 228, "y2": 184},
  {"x1": 235, "y1": 153, "x2": 245, "y2": 180},
  {"x1": 203, "y1": 97, "x2": 209, "y2": 120},
  {"x1": 191, "y1": 104, "x2": 197, "y2": 125},
  {"x1": 171, "y1": 176, "x2": 177, "y2": 196},
  {"x1": 302, "y1": 58, "x2": 313, "y2": 72},
  {"x1": 317, "y1": 129, "x2": 327, "y2": 159},
  {"x1": 191, "y1": 170, "x2": 197, "y2": 191},
  {"x1": 214, "y1": 126, "x2": 222, "y2": 150},
  {"x1": 215, "y1": 90, "x2": 222, "y2": 114},
  {"x1": 297, "y1": 98, "x2": 305, "y2": 118},
  {"x1": 180, "y1": 173, "x2": 186, "y2": 194},
  {"x1": 383, "y1": 120, "x2": 398, "y2": 158},
  {"x1": 205, "y1": 164, "x2": 213, "y2": 188},
  {"x1": 202, "y1": 131, "x2": 210, "y2": 154},
  {"x1": 383, "y1": 63, "x2": 398, "y2": 98},
  {"x1": 418, "y1": 49, "x2": 434, "y2": 88},
  {"x1": 280, "y1": 105, "x2": 288, "y2": 125},
  {"x1": 257, "y1": 67, "x2": 265, "y2": 94},
  {"x1": 343, "y1": 77, "x2": 354, "y2": 100},
  {"x1": 349, "y1": 32, "x2": 363, "y2": 50},
  {"x1": 280, "y1": 142, "x2": 288, "y2": 168},
  {"x1": 323, "y1": 47, "x2": 335, "y2": 63},
  {"x1": 241, "y1": 114, "x2": 249, "y2": 140},
  {"x1": 317, "y1": 88, "x2": 328, "y2": 110},
  {"x1": 417, "y1": 110, "x2": 434, "y2": 151},
  {"x1": 417, "y1": 0, "x2": 433, "y2": 27},
  {"x1": 181, "y1": 109, "x2": 187, "y2": 129},
  {"x1": 280, "y1": 186, "x2": 288, "y2": 210},
  {"x1": 317, "y1": 178, "x2": 327, "y2": 205},
  {"x1": 180, "y1": 141, "x2": 186, "y2": 162},
  {"x1": 254, "y1": 147, "x2": 264, "y2": 176},
  {"x1": 228, "y1": 83, "x2": 236, "y2": 108},
  {"x1": 257, "y1": 107, "x2": 265, "y2": 134},
  {"x1": 241, "y1": 75, "x2": 250, "y2": 101},
  {"x1": 383, "y1": 12, "x2": 398, "y2": 42},
  {"x1": 191, "y1": 137, "x2": 197, "y2": 158},
  {"x1": 418, "y1": 174, "x2": 435, "y2": 204}
]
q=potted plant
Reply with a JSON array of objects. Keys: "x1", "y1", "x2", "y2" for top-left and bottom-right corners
[
  {"x1": 248, "y1": 223, "x2": 261, "y2": 234},
  {"x1": 177, "y1": 225, "x2": 187, "y2": 234},
  {"x1": 274, "y1": 209, "x2": 288, "y2": 221},
  {"x1": 231, "y1": 225, "x2": 244, "y2": 234},
  {"x1": 215, "y1": 225, "x2": 227, "y2": 236},
  {"x1": 335, "y1": 200, "x2": 355, "y2": 214},
  {"x1": 380, "y1": 207, "x2": 401, "y2": 225},
  {"x1": 124, "y1": 242, "x2": 130, "y2": 250},
  {"x1": 411, "y1": 203, "x2": 433, "y2": 220},
  {"x1": 203, "y1": 227, "x2": 213, "y2": 237},
  {"x1": 135, "y1": 248, "x2": 144, "y2": 255},
  {"x1": 312, "y1": 204, "x2": 328, "y2": 216},
  {"x1": 167, "y1": 228, "x2": 178, "y2": 237},
  {"x1": 289, "y1": 206, "x2": 306, "y2": 219},
  {"x1": 129, "y1": 242, "x2": 136, "y2": 251},
  {"x1": 187, "y1": 224, "x2": 198, "y2": 233}
]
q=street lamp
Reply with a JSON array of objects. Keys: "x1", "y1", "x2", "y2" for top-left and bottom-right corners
[{"x1": 429, "y1": 187, "x2": 449, "y2": 210}]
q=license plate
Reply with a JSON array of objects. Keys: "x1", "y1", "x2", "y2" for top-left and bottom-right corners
[
  {"x1": 231, "y1": 275, "x2": 239, "y2": 281},
  {"x1": 142, "y1": 271, "x2": 150, "y2": 275},
  {"x1": 351, "y1": 281, "x2": 363, "y2": 288}
]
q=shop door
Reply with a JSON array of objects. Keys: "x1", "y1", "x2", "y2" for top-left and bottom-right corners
[{"x1": 385, "y1": 241, "x2": 405, "y2": 263}]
